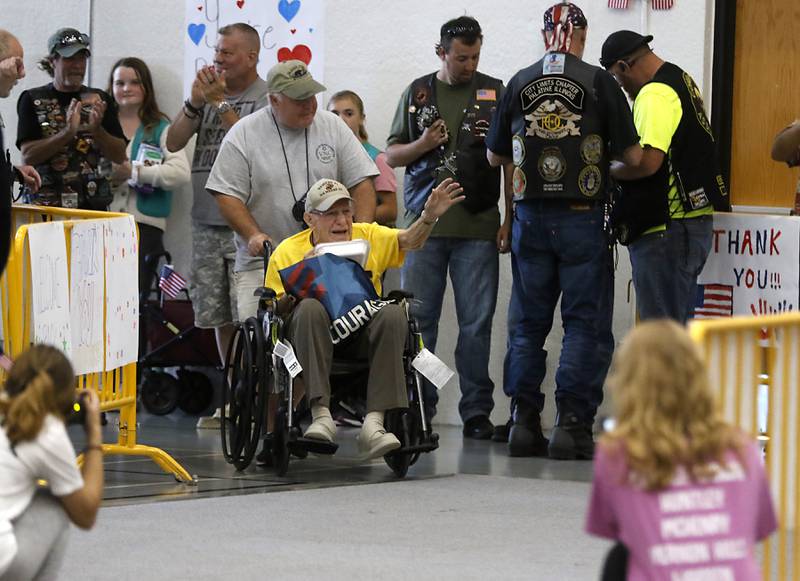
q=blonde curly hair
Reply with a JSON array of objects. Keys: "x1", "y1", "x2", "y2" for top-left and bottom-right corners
[{"x1": 602, "y1": 320, "x2": 745, "y2": 490}]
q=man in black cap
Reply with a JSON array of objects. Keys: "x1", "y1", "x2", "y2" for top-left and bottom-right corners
[
  {"x1": 16, "y1": 27, "x2": 126, "y2": 210},
  {"x1": 600, "y1": 31, "x2": 730, "y2": 323},
  {"x1": 485, "y1": 2, "x2": 641, "y2": 460}
]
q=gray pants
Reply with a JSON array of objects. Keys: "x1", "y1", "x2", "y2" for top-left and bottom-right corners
[
  {"x1": 0, "y1": 491, "x2": 70, "y2": 581},
  {"x1": 286, "y1": 299, "x2": 409, "y2": 411}
]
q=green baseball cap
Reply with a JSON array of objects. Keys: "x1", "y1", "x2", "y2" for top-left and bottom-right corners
[
  {"x1": 48, "y1": 28, "x2": 91, "y2": 58},
  {"x1": 266, "y1": 60, "x2": 326, "y2": 100}
]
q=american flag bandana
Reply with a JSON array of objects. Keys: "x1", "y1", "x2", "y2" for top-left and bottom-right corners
[
  {"x1": 608, "y1": 0, "x2": 629, "y2": 8},
  {"x1": 651, "y1": 0, "x2": 674, "y2": 9},
  {"x1": 543, "y1": 2, "x2": 588, "y2": 53},
  {"x1": 158, "y1": 264, "x2": 187, "y2": 299}
]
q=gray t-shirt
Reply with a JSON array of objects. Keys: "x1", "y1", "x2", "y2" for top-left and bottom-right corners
[
  {"x1": 206, "y1": 108, "x2": 379, "y2": 271},
  {"x1": 190, "y1": 77, "x2": 270, "y2": 226}
]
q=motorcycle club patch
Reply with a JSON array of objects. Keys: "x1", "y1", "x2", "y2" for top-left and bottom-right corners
[
  {"x1": 578, "y1": 165, "x2": 602, "y2": 197},
  {"x1": 512, "y1": 167, "x2": 527, "y2": 196},
  {"x1": 520, "y1": 77, "x2": 585, "y2": 140},
  {"x1": 512, "y1": 135, "x2": 526, "y2": 165},
  {"x1": 538, "y1": 147, "x2": 567, "y2": 183},
  {"x1": 580, "y1": 134, "x2": 603, "y2": 164}
]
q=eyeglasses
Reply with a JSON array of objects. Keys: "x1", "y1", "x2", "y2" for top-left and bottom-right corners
[
  {"x1": 58, "y1": 33, "x2": 88, "y2": 46},
  {"x1": 310, "y1": 206, "x2": 353, "y2": 220},
  {"x1": 442, "y1": 23, "x2": 482, "y2": 38}
]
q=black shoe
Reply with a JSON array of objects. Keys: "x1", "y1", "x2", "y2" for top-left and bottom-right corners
[
  {"x1": 508, "y1": 402, "x2": 548, "y2": 457},
  {"x1": 256, "y1": 435, "x2": 274, "y2": 467},
  {"x1": 548, "y1": 412, "x2": 595, "y2": 460},
  {"x1": 491, "y1": 418, "x2": 513, "y2": 443},
  {"x1": 462, "y1": 415, "x2": 494, "y2": 440}
]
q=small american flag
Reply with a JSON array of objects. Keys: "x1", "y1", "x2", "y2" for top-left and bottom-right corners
[
  {"x1": 652, "y1": 0, "x2": 674, "y2": 9},
  {"x1": 609, "y1": 0, "x2": 629, "y2": 8},
  {"x1": 693, "y1": 284, "x2": 733, "y2": 319},
  {"x1": 159, "y1": 264, "x2": 187, "y2": 299},
  {"x1": 476, "y1": 89, "x2": 496, "y2": 101}
]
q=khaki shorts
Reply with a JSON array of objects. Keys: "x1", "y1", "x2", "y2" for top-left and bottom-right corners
[
  {"x1": 188, "y1": 223, "x2": 238, "y2": 328},
  {"x1": 233, "y1": 268, "x2": 266, "y2": 323}
]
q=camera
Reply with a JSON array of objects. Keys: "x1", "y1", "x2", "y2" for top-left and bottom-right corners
[
  {"x1": 66, "y1": 391, "x2": 89, "y2": 426},
  {"x1": 292, "y1": 195, "x2": 307, "y2": 223}
]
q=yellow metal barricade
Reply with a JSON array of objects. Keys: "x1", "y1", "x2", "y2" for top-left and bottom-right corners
[
  {"x1": 690, "y1": 313, "x2": 800, "y2": 581},
  {"x1": 1, "y1": 205, "x2": 193, "y2": 483}
]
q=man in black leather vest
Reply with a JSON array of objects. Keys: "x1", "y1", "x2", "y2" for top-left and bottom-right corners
[
  {"x1": 0, "y1": 29, "x2": 40, "y2": 274},
  {"x1": 386, "y1": 16, "x2": 509, "y2": 439},
  {"x1": 601, "y1": 31, "x2": 729, "y2": 323},
  {"x1": 486, "y1": 3, "x2": 641, "y2": 460},
  {"x1": 16, "y1": 28, "x2": 126, "y2": 211}
]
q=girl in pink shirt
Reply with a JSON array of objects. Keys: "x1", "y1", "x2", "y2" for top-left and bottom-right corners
[{"x1": 585, "y1": 320, "x2": 777, "y2": 581}]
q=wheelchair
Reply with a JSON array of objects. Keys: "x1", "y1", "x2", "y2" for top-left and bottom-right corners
[{"x1": 219, "y1": 248, "x2": 439, "y2": 478}]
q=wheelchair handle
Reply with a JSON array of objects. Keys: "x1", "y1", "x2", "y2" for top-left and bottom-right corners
[{"x1": 262, "y1": 240, "x2": 273, "y2": 275}]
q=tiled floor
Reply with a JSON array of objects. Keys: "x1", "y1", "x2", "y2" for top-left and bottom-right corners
[{"x1": 70, "y1": 410, "x2": 594, "y2": 507}]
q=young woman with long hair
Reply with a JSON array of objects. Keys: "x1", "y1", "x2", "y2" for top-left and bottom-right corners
[
  {"x1": 0, "y1": 345, "x2": 104, "y2": 580},
  {"x1": 586, "y1": 320, "x2": 777, "y2": 580},
  {"x1": 106, "y1": 57, "x2": 190, "y2": 295}
]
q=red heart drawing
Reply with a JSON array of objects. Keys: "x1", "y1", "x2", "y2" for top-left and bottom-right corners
[
  {"x1": 277, "y1": 44, "x2": 312, "y2": 65},
  {"x1": 290, "y1": 28, "x2": 297, "y2": 34},
  {"x1": 236, "y1": 0, "x2": 245, "y2": 7}
]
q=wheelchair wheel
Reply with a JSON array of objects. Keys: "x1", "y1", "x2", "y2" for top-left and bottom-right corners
[
  {"x1": 220, "y1": 319, "x2": 268, "y2": 471},
  {"x1": 141, "y1": 371, "x2": 180, "y2": 415},
  {"x1": 176, "y1": 369, "x2": 214, "y2": 415},
  {"x1": 384, "y1": 408, "x2": 420, "y2": 478}
]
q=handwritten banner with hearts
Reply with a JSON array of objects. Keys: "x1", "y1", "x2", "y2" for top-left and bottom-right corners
[{"x1": 184, "y1": 0, "x2": 325, "y2": 98}]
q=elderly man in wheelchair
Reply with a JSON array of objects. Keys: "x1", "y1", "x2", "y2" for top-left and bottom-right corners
[{"x1": 258, "y1": 176, "x2": 464, "y2": 465}]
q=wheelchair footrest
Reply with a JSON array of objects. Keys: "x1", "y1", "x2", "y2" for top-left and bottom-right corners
[
  {"x1": 389, "y1": 435, "x2": 440, "y2": 456},
  {"x1": 289, "y1": 437, "x2": 339, "y2": 456}
]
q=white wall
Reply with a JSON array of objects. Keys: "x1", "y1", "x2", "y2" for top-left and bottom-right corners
[{"x1": 1, "y1": 0, "x2": 715, "y2": 426}]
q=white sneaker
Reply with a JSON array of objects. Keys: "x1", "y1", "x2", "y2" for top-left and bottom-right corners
[
  {"x1": 303, "y1": 416, "x2": 337, "y2": 443},
  {"x1": 357, "y1": 427, "x2": 401, "y2": 460},
  {"x1": 196, "y1": 407, "x2": 222, "y2": 429}
]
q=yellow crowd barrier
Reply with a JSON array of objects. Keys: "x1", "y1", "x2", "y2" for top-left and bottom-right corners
[
  {"x1": 690, "y1": 312, "x2": 800, "y2": 581},
  {"x1": 1, "y1": 205, "x2": 193, "y2": 483}
]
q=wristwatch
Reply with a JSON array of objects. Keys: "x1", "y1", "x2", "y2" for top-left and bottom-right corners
[{"x1": 216, "y1": 101, "x2": 233, "y2": 115}]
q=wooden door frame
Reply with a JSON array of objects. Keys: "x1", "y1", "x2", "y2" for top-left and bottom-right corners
[{"x1": 711, "y1": 0, "x2": 737, "y2": 187}]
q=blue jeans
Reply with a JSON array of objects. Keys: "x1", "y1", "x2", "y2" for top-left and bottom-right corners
[
  {"x1": 629, "y1": 215, "x2": 713, "y2": 324},
  {"x1": 505, "y1": 200, "x2": 613, "y2": 422},
  {"x1": 401, "y1": 237, "x2": 499, "y2": 422}
]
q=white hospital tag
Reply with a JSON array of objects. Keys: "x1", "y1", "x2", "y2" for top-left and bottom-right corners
[
  {"x1": 412, "y1": 348, "x2": 454, "y2": 390},
  {"x1": 273, "y1": 339, "x2": 302, "y2": 378}
]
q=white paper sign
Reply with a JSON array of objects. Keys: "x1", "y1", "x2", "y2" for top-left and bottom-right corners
[
  {"x1": 184, "y1": 0, "x2": 325, "y2": 98},
  {"x1": 696, "y1": 213, "x2": 800, "y2": 318},
  {"x1": 412, "y1": 348, "x2": 454, "y2": 390},
  {"x1": 273, "y1": 339, "x2": 302, "y2": 378},
  {"x1": 27, "y1": 222, "x2": 71, "y2": 356},
  {"x1": 104, "y1": 217, "x2": 139, "y2": 369},
  {"x1": 69, "y1": 221, "x2": 105, "y2": 374}
]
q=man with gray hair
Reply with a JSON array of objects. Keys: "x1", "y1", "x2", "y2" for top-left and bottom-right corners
[
  {"x1": 206, "y1": 59, "x2": 378, "y2": 323},
  {"x1": 0, "y1": 29, "x2": 40, "y2": 274},
  {"x1": 167, "y1": 22, "x2": 270, "y2": 429}
]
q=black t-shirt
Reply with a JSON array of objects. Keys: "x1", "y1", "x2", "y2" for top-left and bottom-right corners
[
  {"x1": 486, "y1": 60, "x2": 639, "y2": 160},
  {"x1": 0, "y1": 126, "x2": 12, "y2": 274}
]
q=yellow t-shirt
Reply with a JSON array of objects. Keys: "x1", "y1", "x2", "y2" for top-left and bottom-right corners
[
  {"x1": 265, "y1": 222, "x2": 405, "y2": 298},
  {"x1": 634, "y1": 82, "x2": 713, "y2": 234}
]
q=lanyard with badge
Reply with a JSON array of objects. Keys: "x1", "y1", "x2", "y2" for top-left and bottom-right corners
[{"x1": 271, "y1": 113, "x2": 310, "y2": 224}]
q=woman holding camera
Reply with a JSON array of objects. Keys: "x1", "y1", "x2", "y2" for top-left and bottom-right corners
[
  {"x1": 327, "y1": 90, "x2": 397, "y2": 226},
  {"x1": 0, "y1": 345, "x2": 104, "y2": 580},
  {"x1": 107, "y1": 57, "x2": 190, "y2": 296}
]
